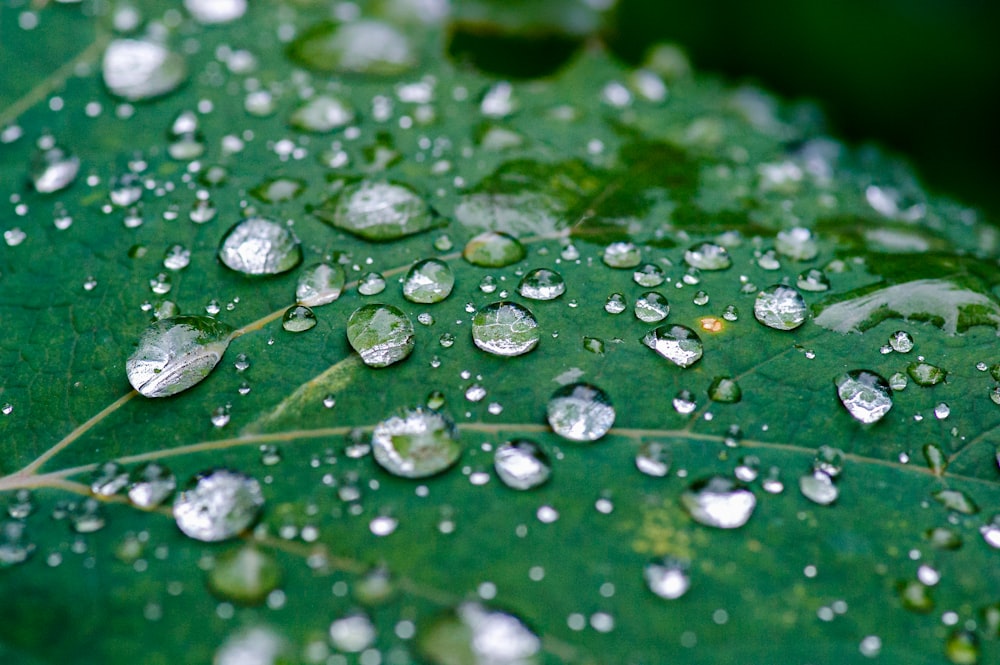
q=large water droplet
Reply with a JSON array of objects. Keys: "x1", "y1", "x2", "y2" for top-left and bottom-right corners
[
  {"x1": 218, "y1": 218, "x2": 302, "y2": 276},
  {"x1": 494, "y1": 440, "x2": 551, "y2": 490},
  {"x1": 207, "y1": 545, "x2": 281, "y2": 605},
  {"x1": 644, "y1": 557, "x2": 691, "y2": 599},
  {"x1": 296, "y1": 262, "x2": 345, "y2": 307},
  {"x1": 518, "y1": 268, "x2": 565, "y2": 300},
  {"x1": 471, "y1": 301, "x2": 540, "y2": 357},
  {"x1": 173, "y1": 469, "x2": 264, "y2": 542},
  {"x1": 418, "y1": 602, "x2": 541, "y2": 665},
  {"x1": 102, "y1": 38, "x2": 187, "y2": 101},
  {"x1": 754, "y1": 285, "x2": 808, "y2": 330},
  {"x1": 403, "y1": 259, "x2": 455, "y2": 304},
  {"x1": 347, "y1": 304, "x2": 415, "y2": 368},
  {"x1": 31, "y1": 142, "x2": 80, "y2": 193},
  {"x1": 681, "y1": 476, "x2": 756, "y2": 528},
  {"x1": 546, "y1": 383, "x2": 615, "y2": 442},
  {"x1": 684, "y1": 242, "x2": 731, "y2": 270},
  {"x1": 315, "y1": 180, "x2": 440, "y2": 241},
  {"x1": 462, "y1": 231, "x2": 526, "y2": 268},
  {"x1": 289, "y1": 95, "x2": 355, "y2": 133},
  {"x1": 371, "y1": 407, "x2": 461, "y2": 478},
  {"x1": 288, "y1": 20, "x2": 417, "y2": 75},
  {"x1": 835, "y1": 370, "x2": 893, "y2": 424},
  {"x1": 641, "y1": 325, "x2": 703, "y2": 368},
  {"x1": 126, "y1": 316, "x2": 233, "y2": 398}
]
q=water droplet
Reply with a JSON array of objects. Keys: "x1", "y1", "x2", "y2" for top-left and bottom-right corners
[
  {"x1": 288, "y1": 20, "x2": 417, "y2": 76},
  {"x1": 217, "y1": 218, "x2": 302, "y2": 276},
  {"x1": 583, "y1": 337, "x2": 605, "y2": 354},
  {"x1": 634, "y1": 292, "x2": 670, "y2": 323},
  {"x1": 754, "y1": 285, "x2": 808, "y2": 330},
  {"x1": 90, "y1": 461, "x2": 129, "y2": 496},
  {"x1": 149, "y1": 272, "x2": 172, "y2": 295},
  {"x1": 31, "y1": 141, "x2": 79, "y2": 193},
  {"x1": 0, "y1": 520, "x2": 35, "y2": 567},
  {"x1": 644, "y1": 557, "x2": 691, "y2": 599},
  {"x1": 633, "y1": 263, "x2": 665, "y2": 287},
  {"x1": 480, "y1": 81, "x2": 519, "y2": 118},
  {"x1": 602, "y1": 242, "x2": 641, "y2": 268},
  {"x1": 207, "y1": 545, "x2": 281, "y2": 605},
  {"x1": 371, "y1": 407, "x2": 461, "y2": 478},
  {"x1": 190, "y1": 198, "x2": 217, "y2": 223},
  {"x1": 835, "y1": 370, "x2": 893, "y2": 424},
  {"x1": 980, "y1": 515, "x2": 1000, "y2": 549},
  {"x1": 907, "y1": 362, "x2": 947, "y2": 386},
  {"x1": 282, "y1": 305, "x2": 317, "y2": 332},
  {"x1": 296, "y1": 262, "x2": 345, "y2": 307},
  {"x1": 684, "y1": 242, "x2": 731, "y2": 270},
  {"x1": 250, "y1": 177, "x2": 305, "y2": 203},
  {"x1": 546, "y1": 383, "x2": 616, "y2": 442},
  {"x1": 518, "y1": 268, "x2": 565, "y2": 300},
  {"x1": 604, "y1": 292, "x2": 627, "y2": 314},
  {"x1": 933, "y1": 489, "x2": 979, "y2": 515},
  {"x1": 184, "y1": 0, "x2": 247, "y2": 24},
  {"x1": 167, "y1": 110, "x2": 205, "y2": 160},
  {"x1": 923, "y1": 443, "x2": 948, "y2": 475},
  {"x1": 636, "y1": 440, "x2": 671, "y2": 477},
  {"x1": 346, "y1": 304, "x2": 415, "y2": 368},
  {"x1": 799, "y1": 470, "x2": 838, "y2": 505},
  {"x1": 681, "y1": 476, "x2": 756, "y2": 529},
  {"x1": 290, "y1": 95, "x2": 355, "y2": 133},
  {"x1": 69, "y1": 498, "x2": 105, "y2": 533},
  {"x1": 127, "y1": 462, "x2": 176, "y2": 509},
  {"x1": 418, "y1": 603, "x2": 541, "y2": 665},
  {"x1": 889, "y1": 330, "x2": 914, "y2": 353},
  {"x1": 898, "y1": 579, "x2": 934, "y2": 613},
  {"x1": 403, "y1": 259, "x2": 455, "y2": 304},
  {"x1": 775, "y1": 227, "x2": 818, "y2": 261},
  {"x1": 163, "y1": 244, "x2": 191, "y2": 271},
  {"x1": 6, "y1": 490, "x2": 33, "y2": 519},
  {"x1": 126, "y1": 316, "x2": 233, "y2": 398},
  {"x1": 173, "y1": 469, "x2": 264, "y2": 542},
  {"x1": 756, "y1": 249, "x2": 781, "y2": 271},
  {"x1": 494, "y1": 440, "x2": 551, "y2": 490},
  {"x1": 329, "y1": 613, "x2": 377, "y2": 653},
  {"x1": 925, "y1": 527, "x2": 963, "y2": 550},
  {"x1": 944, "y1": 630, "x2": 980, "y2": 665},
  {"x1": 358, "y1": 272, "x2": 387, "y2": 295},
  {"x1": 692, "y1": 290, "x2": 710, "y2": 306},
  {"x1": 102, "y1": 38, "x2": 187, "y2": 101},
  {"x1": 707, "y1": 376, "x2": 741, "y2": 403},
  {"x1": 315, "y1": 180, "x2": 439, "y2": 241},
  {"x1": 796, "y1": 268, "x2": 830, "y2": 292},
  {"x1": 735, "y1": 455, "x2": 760, "y2": 482},
  {"x1": 471, "y1": 301, "x2": 540, "y2": 357},
  {"x1": 463, "y1": 231, "x2": 526, "y2": 267},
  {"x1": 642, "y1": 325, "x2": 704, "y2": 368}
]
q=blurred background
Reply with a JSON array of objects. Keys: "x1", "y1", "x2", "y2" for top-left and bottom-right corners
[{"x1": 608, "y1": 0, "x2": 1000, "y2": 219}]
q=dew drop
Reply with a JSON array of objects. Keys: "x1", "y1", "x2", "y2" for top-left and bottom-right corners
[
  {"x1": 944, "y1": 630, "x2": 980, "y2": 665},
  {"x1": 641, "y1": 324, "x2": 704, "y2": 368},
  {"x1": 403, "y1": 259, "x2": 455, "y2": 304},
  {"x1": 546, "y1": 383, "x2": 615, "y2": 442},
  {"x1": 775, "y1": 227, "x2": 818, "y2": 261},
  {"x1": 417, "y1": 603, "x2": 541, "y2": 665},
  {"x1": 684, "y1": 242, "x2": 731, "y2": 270},
  {"x1": 602, "y1": 242, "x2": 641, "y2": 268},
  {"x1": 217, "y1": 218, "x2": 302, "y2": 276},
  {"x1": 796, "y1": 268, "x2": 830, "y2": 292},
  {"x1": 799, "y1": 470, "x2": 839, "y2": 506},
  {"x1": 494, "y1": 440, "x2": 551, "y2": 490},
  {"x1": 102, "y1": 38, "x2": 187, "y2": 101},
  {"x1": 329, "y1": 613, "x2": 377, "y2": 653},
  {"x1": 371, "y1": 407, "x2": 461, "y2": 478},
  {"x1": 707, "y1": 376, "x2": 741, "y2": 403},
  {"x1": 636, "y1": 440, "x2": 671, "y2": 477},
  {"x1": 315, "y1": 180, "x2": 438, "y2": 241},
  {"x1": 835, "y1": 370, "x2": 893, "y2": 424},
  {"x1": 644, "y1": 558, "x2": 691, "y2": 599},
  {"x1": 184, "y1": 0, "x2": 247, "y2": 24},
  {"x1": 289, "y1": 95, "x2": 355, "y2": 133},
  {"x1": 889, "y1": 330, "x2": 914, "y2": 353},
  {"x1": 0, "y1": 520, "x2": 34, "y2": 567},
  {"x1": 296, "y1": 262, "x2": 345, "y2": 307},
  {"x1": 518, "y1": 268, "x2": 565, "y2": 300},
  {"x1": 633, "y1": 263, "x2": 665, "y2": 287},
  {"x1": 282, "y1": 305, "x2": 317, "y2": 333},
  {"x1": 754, "y1": 285, "x2": 808, "y2": 330},
  {"x1": 634, "y1": 291, "x2": 670, "y2": 323},
  {"x1": 463, "y1": 231, "x2": 526, "y2": 268},
  {"x1": 681, "y1": 476, "x2": 756, "y2": 529},
  {"x1": 907, "y1": 362, "x2": 947, "y2": 387},
  {"x1": 126, "y1": 316, "x2": 233, "y2": 398},
  {"x1": 358, "y1": 272, "x2": 387, "y2": 295},
  {"x1": 90, "y1": 461, "x2": 130, "y2": 496},
  {"x1": 346, "y1": 304, "x2": 414, "y2": 368},
  {"x1": 127, "y1": 462, "x2": 176, "y2": 509},
  {"x1": 207, "y1": 545, "x2": 281, "y2": 605},
  {"x1": 604, "y1": 293, "x2": 627, "y2": 314},
  {"x1": 172, "y1": 469, "x2": 264, "y2": 542},
  {"x1": 31, "y1": 141, "x2": 79, "y2": 193},
  {"x1": 471, "y1": 301, "x2": 540, "y2": 357}
]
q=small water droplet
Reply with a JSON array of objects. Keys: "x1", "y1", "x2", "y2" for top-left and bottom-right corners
[
  {"x1": 0, "y1": 520, "x2": 35, "y2": 567},
  {"x1": 282, "y1": 305, "x2": 317, "y2": 332},
  {"x1": 518, "y1": 268, "x2": 565, "y2": 300},
  {"x1": 126, "y1": 316, "x2": 233, "y2": 398},
  {"x1": 633, "y1": 263, "x2": 665, "y2": 287},
  {"x1": 295, "y1": 263, "x2": 345, "y2": 307},
  {"x1": 289, "y1": 20, "x2": 417, "y2": 76},
  {"x1": 681, "y1": 476, "x2": 756, "y2": 528},
  {"x1": 634, "y1": 292, "x2": 670, "y2": 323},
  {"x1": 546, "y1": 383, "x2": 615, "y2": 442},
  {"x1": 799, "y1": 470, "x2": 839, "y2": 505},
  {"x1": 907, "y1": 362, "x2": 947, "y2": 387},
  {"x1": 602, "y1": 242, "x2": 641, "y2": 268},
  {"x1": 346, "y1": 304, "x2": 414, "y2": 368},
  {"x1": 358, "y1": 272, "x2": 387, "y2": 295},
  {"x1": 642, "y1": 325, "x2": 704, "y2": 368},
  {"x1": 463, "y1": 231, "x2": 526, "y2": 268},
  {"x1": 69, "y1": 498, "x2": 106, "y2": 533},
  {"x1": 31, "y1": 141, "x2": 80, "y2": 193},
  {"x1": 290, "y1": 95, "x2": 355, "y2": 133},
  {"x1": 754, "y1": 285, "x2": 808, "y2": 330},
  {"x1": 775, "y1": 227, "x2": 818, "y2": 261},
  {"x1": 403, "y1": 259, "x2": 455, "y2": 304},
  {"x1": 604, "y1": 292, "x2": 627, "y2": 314},
  {"x1": 90, "y1": 461, "x2": 130, "y2": 496},
  {"x1": 471, "y1": 301, "x2": 540, "y2": 357},
  {"x1": 329, "y1": 612, "x2": 377, "y2": 652},
  {"x1": 173, "y1": 469, "x2": 264, "y2": 542},
  {"x1": 835, "y1": 370, "x2": 893, "y2": 424},
  {"x1": 371, "y1": 407, "x2": 461, "y2": 478},
  {"x1": 644, "y1": 557, "x2": 691, "y2": 599},
  {"x1": 494, "y1": 440, "x2": 551, "y2": 490},
  {"x1": 684, "y1": 242, "x2": 731, "y2": 270},
  {"x1": 934, "y1": 489, "x2": 979, "y2": 515},
  {"x1": 796, "y1": 268, "x2": 830, "y2": 292},
  {"x1": 889, "y1": 330, "x2": 914, "y2": 353},
  {"x1": 636, "y1": 441, "x2": 671, "y2": 477},
  {"x1": 944, "y1": 629, "x2": 980, "y2": 665}
]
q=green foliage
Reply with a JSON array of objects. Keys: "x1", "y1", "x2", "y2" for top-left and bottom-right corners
[{"x1": 1, "y1": 2, "x2": 998, "y2": 664}]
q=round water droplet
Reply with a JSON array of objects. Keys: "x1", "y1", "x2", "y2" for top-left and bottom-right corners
[
  {"x1": 642, "y1": 325, "x2": 704, "y2": 368},
  {"x1": 102, "y1": 38, "x2": 187, "y2": 101},
  {"x1": 463, "y1": 231, "x2": 526, "y2": 268},
  {"x1": 494, "y1": 440, "x2": 551, "y2": 490},
  {"x1": 681, "y1": 476, "x2": 756, "y2": 529},
  {"x1": 31, "y1": 142, "x2": 80, "y2": 194},
  {"x1": 250, "y1": 177, "x2": 305, "y2": 203},
  {"x1": 127, "y1": 462, "x2": 176, "y2": 509},
  {"x1": 173, "y1": 469, "x2": 264, "y2": 542},
  {"x1": 797, "y1": 268, "x2": 830, "y2": 292},
  {"x1": 418, "y1": 602, "x2": 541, "y2": 665},
  {"x1": 518, "y1": 268, "x2": 565, "y2": 300},
  {"x1": 296, "y1": 262, "x2": 345, "y2": 306},
  {"x1": 163, "y1": 244, "x2": 191, "y2": 271},
  {"x1": 184, "y1": 0, "x2": 247, "y2": 24},
  {"x1": 602, "y1": 242, "x2": 641, "y2": 268},
  {"x1": 289, "y1": 95, "x2": 355, "y2": 133},
  {"x1": 0, "y1": 520, "x2": 35, "y2": 567},
  {"x1": 288, "y1": 20, "x2": 417, "y2": 75},
  {"x1": 636, "y1": 440, "x2": 671, "y2": 477},
  {"x1": 707, "y1": 376, "x2": 741, "y2": 403},
  {"x1": 835, "y1": 370, "x2": 893, "y2": 424},
  {"x1": 889, "y1": 330, "x2": 914, "y2": 353},
  {"x1": 69, "y1": 498, "x2": 105, "y2": 533},
  {"x1": 282, "y1": 305, "x2": 317, "y2": 332},
  {"x1": 775, "y1": 227, "x2": 818, "y2": 261},
  {"x1": 218, "y1": 218, "x2": 302, "y2": 276},
  {"x1": 316, "y1": 180, "x2": 437, "y2": 241},
  {"x1": 605, "y1": 293, "x2": 627, "y2": 314},
  {"x1": 754, "y1": 285, "x2": 808, "y2": 330},
  {"x1": 907, "y1": 361, "x2": 947, "y2": 386},
  {"x1": 358, "y1": 272, "x2": 386, "y2": 295},
  {"x1": 633, "y1": 263, "x2": 665, "y2": 287},
  {"x1": 371, "y1": 407, "x2": 461, "y2": 478},
  {"x1": 346, "y1": 304, "x2": 414, "y2": 368},
  {"x1": 684, "y1": 242, "x2": 731, "y2": 270},
  {"x1": 945, "y1": 630, "x2": 980, "y2": 665},
  {"x1": 644, "y1": 557, "x2": 691, "y2": 599},
  {"x1": 207, "y1": 545, "x2": 281, "y2": 605},
  {"x1": 403, "y1": 259, "x2": 455, "y2": 304},
  {"x1": 799, "y1": 470, "x2": 838, "y2": 505},
  {"x1": 980, "y1": 515, "x2": 1000, "y2": 549},
  {"x1": 634, "y1": 291, "x2": 670, "y2": 323},
  {"x1": 546, "y1": 383, "x2": 616, "y2": 442},
  {"x1": 329, "y1": 613, "x2": 377, "y2": 653},
  {"x1": 471, "y1": 301, "x2": 540, "y2": 357},
  {"x1": 126, "y1": 316, "x2": 233, "y2": 398}
]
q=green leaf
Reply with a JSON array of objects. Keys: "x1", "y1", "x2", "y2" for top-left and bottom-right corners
[{"x1": 1, "y1": 2, "x2": 999, "y2": 665}]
